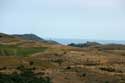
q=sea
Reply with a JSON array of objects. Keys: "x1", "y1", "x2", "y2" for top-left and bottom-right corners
[{"x1": 51, "y1": 38, "x2": 125, "y2": 45}]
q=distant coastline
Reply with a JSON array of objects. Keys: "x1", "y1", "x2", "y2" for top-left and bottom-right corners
[{"x1": 48, "y1": 38, "x2": 125, "y2": 45}]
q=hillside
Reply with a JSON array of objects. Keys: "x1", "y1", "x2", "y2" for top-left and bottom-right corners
[
  {"x1": 13, "y1": 34, "x2": 59, "y2": 44},
  {"x1": 0, "y1": 33, "x2": 124, "y2": 83},
  {"x1": 13, "y1": 34, "x2": 45, "y2": 41}
]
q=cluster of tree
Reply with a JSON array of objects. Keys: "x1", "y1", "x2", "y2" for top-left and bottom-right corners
[{"x1": 0, "y1": 68, "x2": 51, "y2": 83}]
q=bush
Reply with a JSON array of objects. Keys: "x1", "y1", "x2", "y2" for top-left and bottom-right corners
[
  {"x1": 0, "y1": 68, "x2": 51, "y2": 83},
  {"x1": 104, "y1": 81, "x2": 109, "y2": 83},
  {"x1": 66, "y1": 66, "x2": 71, "y2": 69},
  {"x1": 99, "y1": 67, "x2": 116, "y2": 72},
  {"x1": 29, "y1": 61, "x2": 34, "y2": 66}
]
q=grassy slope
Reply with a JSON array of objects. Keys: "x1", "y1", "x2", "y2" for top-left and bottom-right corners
[{"x1": 0, "y1": 44, "x2": 47, "y2": 56}]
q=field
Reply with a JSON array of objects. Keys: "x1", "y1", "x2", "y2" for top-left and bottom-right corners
[{"x1": 0, "y1": 44, "x2": 47, "y2": 56}]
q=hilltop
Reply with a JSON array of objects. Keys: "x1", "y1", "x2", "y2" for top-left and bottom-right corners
[
  {"x1": 13, "y1": 34, "x2": 59, "y2": 44},
  {"x1": 13, "y1": 34, "x2": 45, "y2": 41}
]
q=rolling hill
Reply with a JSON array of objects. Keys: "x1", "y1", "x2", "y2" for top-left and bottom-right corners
[{"x1": 0, "y1": 33, "x2": 124, "y2": 83}]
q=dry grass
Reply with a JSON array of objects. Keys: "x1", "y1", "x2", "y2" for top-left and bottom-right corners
[{"x1": 0, "y1": 33, "x2": 125, "y2": 83}]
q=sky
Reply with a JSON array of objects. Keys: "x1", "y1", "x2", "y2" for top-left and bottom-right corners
[{"x1": 0, "y1": 0, "x2": 125, "y2": 40}]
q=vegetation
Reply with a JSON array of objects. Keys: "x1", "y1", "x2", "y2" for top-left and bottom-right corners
[
  {"x1": 0, "y1": 33, "x2": 124, "y2": 83},
  {"x1": 99, "y1": 67, "x2": 116, "y2": 72},
  {"x1": 0, "y1": 44, "x2": 47, "y2": 56},
  {"x1": 0, "y1": 68, "x2": 51, "y2": 83},
  {"x1": 68, "y1": 42, "x2": 101, "y2": 48}
]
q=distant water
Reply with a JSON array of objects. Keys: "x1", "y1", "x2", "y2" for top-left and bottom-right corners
[{"x1": 51, "y1": 38, "x2": 125, "y2": 45}]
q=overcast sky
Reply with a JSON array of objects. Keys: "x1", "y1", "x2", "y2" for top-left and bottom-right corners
[{"x1": 0, "y1": 0, "x2": 125, "y2": 40}]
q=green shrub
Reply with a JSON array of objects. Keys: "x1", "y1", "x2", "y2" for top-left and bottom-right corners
[{"x1": 0, "y1": 68, "x2": 51, "y2": 83}]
